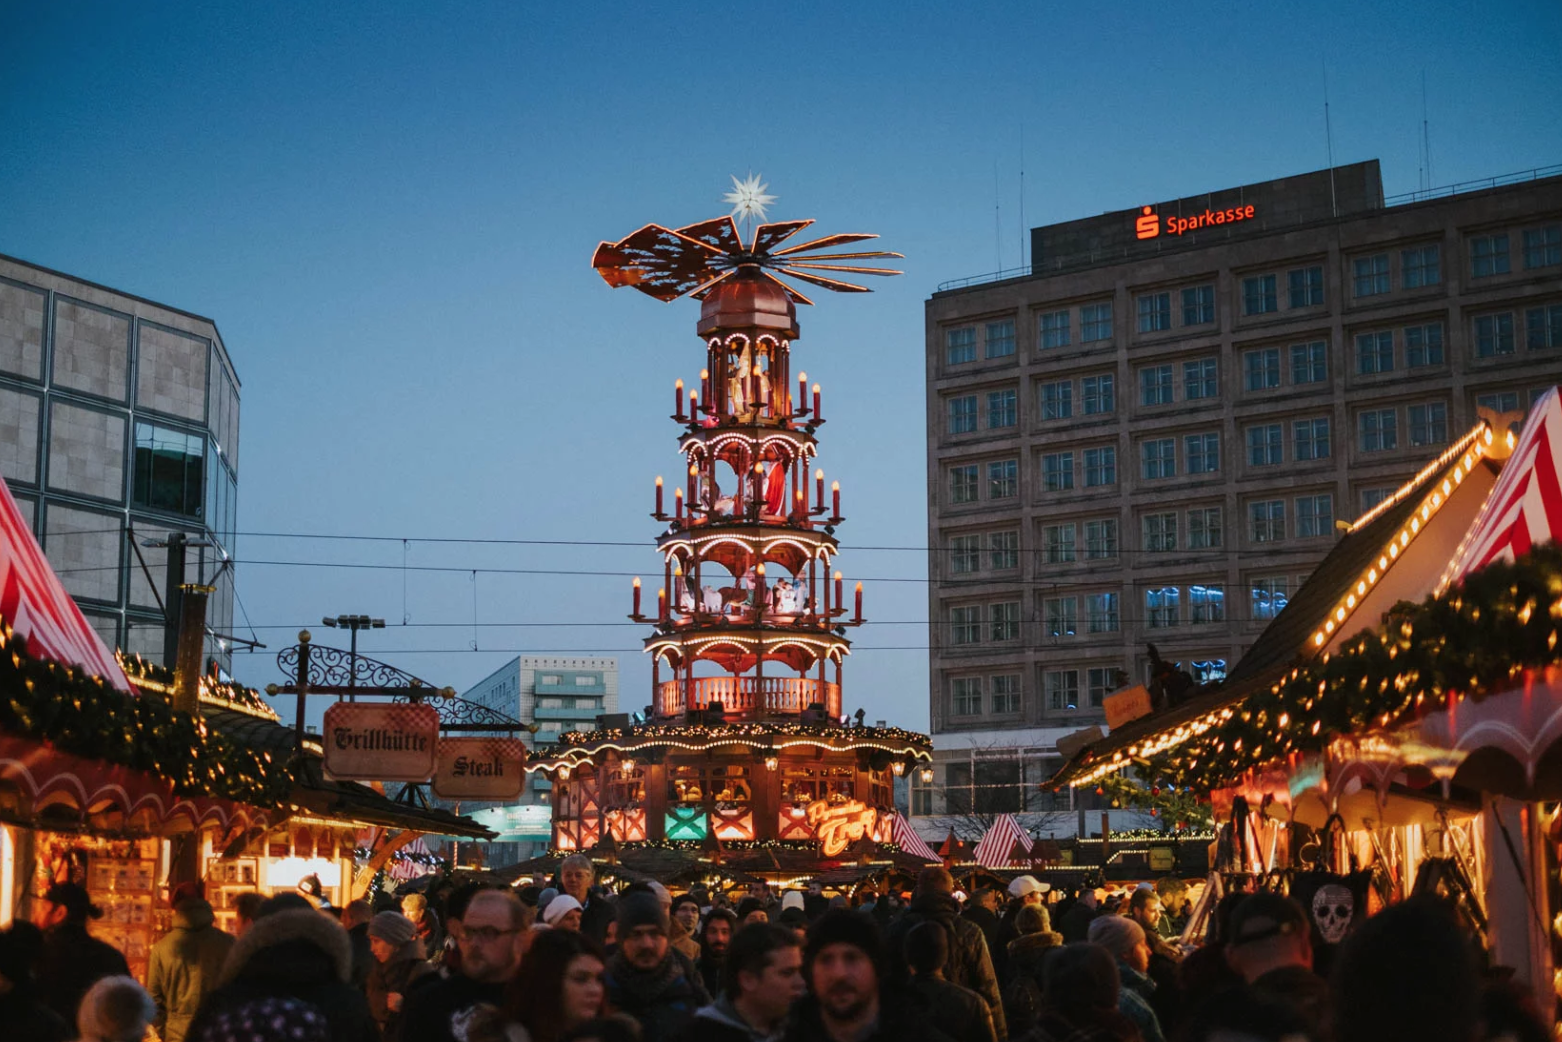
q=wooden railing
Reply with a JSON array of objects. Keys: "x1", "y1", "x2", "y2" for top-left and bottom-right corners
[{"x1": 656, "y1": 676, "x2": 841, "y2": 719}]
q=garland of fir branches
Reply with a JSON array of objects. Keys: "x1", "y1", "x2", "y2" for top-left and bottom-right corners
[
  {"x1": 0, "y1": 625, "x2": 291, "y2": 806},
  {"x1": 1139, "y1": 542, "x2": 1562, "y2": 794},
  {"x1": 1098, "y1": 775, "x2": 1214, "y2": 829}
]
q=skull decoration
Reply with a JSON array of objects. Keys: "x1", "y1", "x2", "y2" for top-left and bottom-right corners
[{"x1": 1312, "y1": 883, "x2": 1355, "y2": 944}]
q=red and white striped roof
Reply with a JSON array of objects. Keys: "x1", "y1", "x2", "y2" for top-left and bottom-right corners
[
  {"x1": 973, "y1": 813, "x2": 1032, "y2": 868},
  {"x1": 889, "y1": 811, "x2": 940, "y2": 862}
]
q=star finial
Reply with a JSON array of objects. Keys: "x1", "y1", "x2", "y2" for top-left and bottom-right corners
[{"x1": 723, "y1": 173, "x2": 776, "y2": 225}]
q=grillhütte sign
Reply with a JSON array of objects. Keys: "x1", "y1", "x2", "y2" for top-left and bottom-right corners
[
  {"x1": 322, "y1": 702, "x2": 440, "y2": 782},
  {"x1": 433, "y1": 737, "x2": 528, "y2": 800}
]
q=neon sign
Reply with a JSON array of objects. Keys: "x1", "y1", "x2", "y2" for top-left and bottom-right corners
[
  {"x1": 1136, "y1": 204, "x2": 1256, "y2": 240},
  {"x1": 806, "y1": 798, "x2": 878, "y2": 857}
]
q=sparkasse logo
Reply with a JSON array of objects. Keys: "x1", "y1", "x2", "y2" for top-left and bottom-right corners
[
  {"x1": 1135, "y1": 206, "x2": 1159, "y2": 239},
  {"x1": 1136, "y1": 203, "x2": 1256, "y2": 240}
]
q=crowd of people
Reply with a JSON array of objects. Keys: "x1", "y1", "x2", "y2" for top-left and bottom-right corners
[{"x1": 0, "y1": 853, "x2": 1550, "y2": 1042}]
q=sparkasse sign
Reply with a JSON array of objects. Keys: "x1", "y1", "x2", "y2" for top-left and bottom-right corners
[
  {"x1": 322, "y1": 702, "x2": 440, "y2": 782},
  {"x1": 1135, "y1": 203, "x2": 1256, "y2": 240},
  {"x1": 433, "y1": 737, "x2": 527, "y2": 800}
]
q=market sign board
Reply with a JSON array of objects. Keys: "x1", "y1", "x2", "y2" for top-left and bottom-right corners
[
  {"x1": 469, "y1": 804, "x2": 552, "y2": 841},
  {"x1": 1104, "y1": 685, "x2": 1153, "y2": 729},
  {"x1": 805, "y1": 798, "x2": 878, "y2": 857},
  {"x1": 321, "y1": 702, "x2": 439, "y2": 782},
  {"x1": 432, "y1": 737, "x2": 527, "y2": 801}
]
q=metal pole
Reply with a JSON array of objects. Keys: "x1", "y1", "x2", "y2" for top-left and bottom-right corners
[
  {"x1": 295, "y1": 630, "x2": 312, "y2": 748},
  {"x1": 172, "y1": 584, "x2": 213, "y2": 715},
  {"x1": 162, "y1": 532, "x2": 187, "y2": 669}
]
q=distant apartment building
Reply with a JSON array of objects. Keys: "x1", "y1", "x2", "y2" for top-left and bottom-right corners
[
  {"x1": 461, "y1": 655, "x2": 619, "y2": 862},
  {"x1": 0, "y1": 253, "x2": 240, "y2": 670},
  {"x1": 918, "y1": 161, "x2": 1562, "y2": 820}
]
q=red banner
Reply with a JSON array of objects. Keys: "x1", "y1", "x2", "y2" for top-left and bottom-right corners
[
  {"x1": 322, "y1": 702, "x2": 439, "y2": 782},
  {"x1": 432, "y1": 737, "x2": 526, "y2": 800}
]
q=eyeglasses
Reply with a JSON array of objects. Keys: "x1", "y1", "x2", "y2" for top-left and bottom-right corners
[{"x1": 462, "y1": 926, "x2": 519, "y2": 944}]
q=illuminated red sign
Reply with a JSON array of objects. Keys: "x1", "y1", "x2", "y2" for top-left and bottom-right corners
[{"x1": 1136, "y1": 203, "x2": 1255, "y2": 240}]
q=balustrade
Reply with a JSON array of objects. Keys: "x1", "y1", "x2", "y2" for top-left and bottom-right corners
[{"x1": 656, "y1": 675, "x2": 841, "y2": 719}]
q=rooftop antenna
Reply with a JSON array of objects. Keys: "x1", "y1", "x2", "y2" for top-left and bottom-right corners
[
  {"x1": 1018, "y1": 123, "x2": 1026, "y2": 273},
  {"x1": 1420, "y1": 70, "x2": 1434, "y2": 194},
  {"x1": 1323, "y1": 58, "x2": 1338, "y2": 217}
]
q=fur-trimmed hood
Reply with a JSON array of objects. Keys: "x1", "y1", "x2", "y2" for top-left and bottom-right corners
[{"x1": 218, "y1": 909, "x2": 353, "y2": 987}]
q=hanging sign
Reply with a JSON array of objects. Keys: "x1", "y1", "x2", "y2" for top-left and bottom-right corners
[
  {"x1": 1104, "y1": 685, "x2": 1153, "y2": 729},
  {"x1": 806, "y1": 798, "x2": 878, "y2": 857},
  {"x1": 322, "y1": 702, "x2": 439, "y2": 782},
  {"x1": 432, "y1": 737, "x2": 527, "y2": 800}
]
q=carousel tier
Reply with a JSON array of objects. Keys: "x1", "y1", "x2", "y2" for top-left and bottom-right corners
[
  {"x1": 679, "y1": 426, "x2": 818, "y2": 468},
  {"x1": 654, "y1": 674, "x2": 842, "y2": 719},
  {"x1": 645, "y1": 625, "x2": 851, "y2": 674},
  {"x1": 658, "y1": 523, "x2": 837, "y2": 576}
]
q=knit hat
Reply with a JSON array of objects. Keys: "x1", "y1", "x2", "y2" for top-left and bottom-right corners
[
  {"x1": 537, "y1": 887, "x2": 560, "y2": 914},
  {"x1": 804, "y1": 909, "x2": 884, "y2": 974},
  {"x1": 616, "y1": 890, "x2": 668, "y2": 935},
  {"x1": 735, "y1": 897, "x2": 768, "y2": 922},
  {"x1": 77, "y1": 975, "x2": 155, "y2": 1042},
  {"x1": 542, "y1": 894, "x2": 583, "y2": 926},
  {"x1": 646, "y1": 881, "x2": 672, "y2": 907},
  {"x1": 368, "y1": 911, "x2": 416, "y2": 947},
  {"x1": 193, "y1": 996, "x2": 331, "y2": 1042},
  {"x1": 1008, "y1": 875, "x2": 1051, "y2": 898},
  {"x1": 1016, "y1": 904, "x2": 1053, "y2": 935},
  {"x1": 780, "y1": 890, "x2": 805, "y2": 912},
  {"x1": 1087, "y1": 914, "x2": 1147, "y2": 960}
]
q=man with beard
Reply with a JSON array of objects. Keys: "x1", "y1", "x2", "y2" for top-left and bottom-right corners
[
  {"x1": 883, "y1": 867, "x2": 1006, "y2": 1040},
  {"x1": 784, "y1": 911, "x2": 951, "y2": 1042},
  {"x1": 604, "y1": 891, "x2": 709, "y2": 1042},
  {"x1": 398, "y1": 890, "x2": 531, "y2": 1042},
  {"x1": 698, "y1": 907, "x2": 738, "y2": 997}
]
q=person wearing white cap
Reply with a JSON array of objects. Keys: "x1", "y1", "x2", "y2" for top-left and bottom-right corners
[
  {"x1": 995, "y1": 875, "x2": 1051, "y2": 981},
  {"x1": 540, "y1": 894, "x2": 584, "y2": 931}
]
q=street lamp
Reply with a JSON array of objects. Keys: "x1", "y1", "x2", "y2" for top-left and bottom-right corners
[{"x1": 321, "y1": 614, "x2": 384, "y2": 700}]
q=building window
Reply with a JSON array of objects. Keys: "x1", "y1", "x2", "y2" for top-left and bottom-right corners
[
  {"x1": 1251, "y1": 577, "x2": 1289, "y2": 620},
  {"x1": 1524, "y1": 226, "x2": 1562, "y2": 270},
  {"x1": 1188, "y1": 507, "x2": 1222, "y2": 549},
  {"x1": 990, "y1": 601, "x2": 1020, "y2": 642},
  {"x1": 1087, "y1": 667, "x2": 1117, "y2": 706},
  {"x1": 1043, "y1": 597, "x2": 1077, "y2": 638},
  {"x1": 988, "y1": 530, "x2": 1019, "y2": 570},
  {"x1": 1246, "y1": 424, "x2": 1283, "y2": 466},
  {"x1": 1141, "y1": 438, "x2": 1176, "y2": 480},
  {"x1": 1140, "y1": 364, "x2": 1174, "y2": 406},
  {"x1": 1083, "y1": 446, "x2": 1116, "y2": 487},
  {"x1": 1186, "y1": 432, "x2": 1220, "y2": 475},
  {"x1": 1472, "y1": 233, "x2": 1510, "y2": 278},
  {"x1": 1044, "y1": 523, "x2": 1077, "y2": 564},
  {"x1": 1081, "y1": 303, "x2": 1113, "y2": 342},
  {"x1": 1244, "y1": 348, "x2": 1281, "y2": 391},
  {"x1": 1082, "y1": 374, "x2": 1115, "y2": 415},
  {"x1": 950, "y1": 464, "x2": 978, "y2": 504},
  {"x1": 1087, "y1": 592, "x2": 1120, "y2": 633},
  {"x1": 1294, "y1": 418, "x2": 1331, "y2": 461},
  {"x1": 1352, "y1": 253, "x2": 1391, "y2": 297},
  {"x1": 1290, "y1": 340, "x2": 1328, "y2": 384},
  {"x1": 946, "y1": 327, "x2": 976, "y2": 365},
  {"x1": 1137, "y1": 292, "x2": 1171, "y2": 333},
  {"x1": 985, "y1": 320, "x2": 1016, "y2": 359},
  {"x1": 990, "y1": 675, "x2": 1020, "y2": 715},
  {"x1": 1288, "y1": 265, "x2": 1325, "y2": 308},
  {"x1": 1359, "y1": 409, "x2": 1398, "y2": 452},
  {"x1": 1085, "y1": 519, "x2": 1118, "y2": 560},
  {"x1": 1475, "y1": 313, "x2": 1515, "y2": 357},
  {"x1": 1039, "y1": 310, "x2": 1070, "y2": 349},
  {"x1": 1040, "y1": 380, "x2": 1072, "y2": 420},
  {"x1": 1042, "y1": 452, "x2": 1074, "y2": 492},
  {"x1": 1406, "y1": 323, "x2": 1445, "y2": 367},
  {"x1": 1243, "y1": 274, "x2": 1278, "y2": 315},
  {"x1": 1526, "y1": 305, "x2": 1562, "y2": 351},
  {"x1": 952, "y1": 677, "x2": 982, "y2": 715},
  {"x1": 950, "y1": 535, "x2": 980, "y2": 574},
  {"x1": 1182, "y1": 284, "x2": 1215, "y2": 325},
  {"x1": 1250, "y1": 500, "x2": 1285, "y2": 543},
  {"x1": 1296, "y1": 494, "x2": 1334, "y2": 538},
  {"x1": 988, "y1": 459, "x2": 1018, "y2": 498},
  {"x1": 948, "y1": 395, "x2": 977, "y2": 434},
  {"x1": 1476, "y1": 391, "x2": 1520, "y2": 415},
  {"x1": 1360, "y1": 487, "x2": 1394, "y2": 511},
  {"x1": 1402, "y1": 245, "x2": 1442, "y2": 288},
  {"x1": 1409, "y1": 402, "x2": 1448, "y2": 447},
  {"x1": 1045, "y1": 670, "x2": 1080, "y2": 711},
  {"x1": 1190, "y1": 584, "x2": 1225, "y2": 624},
  {"x1": 1184, "y1": 357, "x2": 1218, "y2": 400},
  {"x1": 988, "y1": 389, "x2": 1017, "y2": 428},
  {"x1": 1356, "y1": 331, "x2": 1394, "y2": 374},
  {"x1": 132, "y1": 422, "x2": 205, "y2": 518},
  {"x1": 1145, "y1": 587, "x2": 1180, "y2": 628},
  {"x1": 1143, "y1": 512, "x2": 1177, "y2": 552},
  {"x1": 950, "y1": 606, "x2": 982, "y2": 645}
]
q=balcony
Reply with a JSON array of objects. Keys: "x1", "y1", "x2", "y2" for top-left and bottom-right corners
[
  {"x1": 533, "y1": 704, "x2": 600, "y2": 721},
  {"x1": 655, "y1": 675, "x2": 841, "y2": 720},
  {"x1": 536, "y1": 679, "x2": 606, "y2": 696}
]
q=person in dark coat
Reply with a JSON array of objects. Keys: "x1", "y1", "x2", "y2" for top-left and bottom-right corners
[
  {"x1": 995, "y1": 875, "x2": 1050, "y2": 982},
  {"x1": 681, "y1": 923, "x2": 805, "y2": 1042},
  {"x1": 1024, "y1": 942, "x2": 1141, "y2": 1042},
  {"x1": 0, "y1": 921, "x2": 70, "y2": 1042},
  {"x1": 1057, "y1": 886, "x2": 1100, "y2": 944},
  {"x1": 401, "y1": 893, "x2": 445, "y2": 956},
  {"x1": 903, "y1": 921, "x2": 996, "y2": 1042},
  {"x1": 398, "y1": 890, "x2": 531, "y2": 1042},
  {"x1": 341, "y1": 899, "x2": 374, "y2": 989},
  {"x1": 961, "y1": 887, "x2": 1004, "y2": 978},
  {"x1": 603, "y1": 892, "x2": 708, "y2": 1042},
  {"x1": 882, "y1": 866, "x2": 1006, "y2": 1039},
  {"x1": 697, "y1": 906, "x2": 738, "y2": 998},
  {"x1": 147, "y1": 887, "x2": 235, "y2": 1042},
  {"x1": 1001, "y1": 903, "x2": 1064, "y2": 1037},
  {"x1": 365, "y1": 912, "x2": 432, "y2": 1042},
  {"x1": 31, "y1": 882, "x2": 130, "y2": 1026},
  {"x1": 558, "y1": 855, "x2": 616, "y2": 945},
  {"x1": 185, "y1": 896, "x2": 376, "y2": 1042},
  {"x1": 783, "y1": 910, "x2": 953, "y2": 1042}
]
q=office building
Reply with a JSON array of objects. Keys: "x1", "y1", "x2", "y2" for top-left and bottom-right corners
[
  {"x1": 919, "y1": 161, "x2": 1562, "y2": 819},
  {"x1": 0, "y1": 253, "x2": 240, "y2": 670}
]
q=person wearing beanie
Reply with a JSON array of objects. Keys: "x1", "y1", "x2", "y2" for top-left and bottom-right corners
[
  {"x1": 148, "y1": 883, "x2": 236, "y2": 1042},
  {"x1": 0, "y1": 921, "x2": 70, "y2": 1042},
  {"x1": 785, "y1": 910, "x2": 951, "y2": 1042},
  {"x1": 75, "y1": 975, "x2": 156, "y2": 1042},
  {"x1": 542, "y1": 895, "x2": 585, "y2": 931},
  {"x1": 696, "y1": 906, "x2": 738, "y2": 997},
  {"x1": 734, "y1": 897, "x2": 769, "y2": 928},
  {"x1": 1087, "y1": 915, "x2": 1164, "y2": 1042},
  {"x1": 32, "y1": 882, "x2": 130, "y2": 1026},
  {"x1": 779, "y1": 891, "x2": 805, "y2": 915},
  {"x1": 882, "y1": 867, "x2": 1006, "y2": 1040},
  {"x1": 603, "y1": 891, "x2": 707, "y2": 1042},
  {"x1": 366, "y1": 912, "x2": 430, "y2": 1042},
  {"x1": 1001, "y1": 904, "x2": 1064, "y2": 1038}
]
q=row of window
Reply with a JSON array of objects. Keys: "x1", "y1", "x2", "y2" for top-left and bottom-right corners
[
  {"x1": 948, "y1": 659, "x2": 1230, "y2": 718},
  {"x1": 1035, "y1": 496, "x2": 1333, "y2": 559}
]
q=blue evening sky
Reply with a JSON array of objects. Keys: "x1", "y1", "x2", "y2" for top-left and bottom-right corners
[{"x1": 3, "y1": 2, "x2": 1559, "y2": 732}]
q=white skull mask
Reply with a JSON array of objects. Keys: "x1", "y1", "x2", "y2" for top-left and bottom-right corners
[{"x1": 1312, "y1": 883, "x2": 1355, "y2": 944}]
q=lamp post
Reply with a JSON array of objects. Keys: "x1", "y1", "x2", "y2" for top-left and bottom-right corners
[{"x1": 322, "y1": 614, "x2": 385, "y2": 701}]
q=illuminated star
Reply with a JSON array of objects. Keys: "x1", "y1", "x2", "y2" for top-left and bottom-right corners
[{"x1": 723, "y1": 173, "x2": 776, "y2": 224}]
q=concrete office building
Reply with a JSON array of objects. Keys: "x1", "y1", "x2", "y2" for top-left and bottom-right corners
[
  {"x1": 918, "y1": 161, "x2": 1562, "y2": 821},
  {"x1": 460, "y1": 655, "x2": 619, "y2": 862},
  {"x1": 0, "y1": 253, "x2": 240, "y2": 670}
]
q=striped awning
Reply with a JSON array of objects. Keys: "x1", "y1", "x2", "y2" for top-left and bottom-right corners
[
  {"x1": 972, "y1": 814, "x2": 1032, "y2": 868},
  {"x1": 889, "y1": 812, "x2": 940, "y2": 862}
]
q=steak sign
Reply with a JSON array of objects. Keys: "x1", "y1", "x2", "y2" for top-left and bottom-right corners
[
  {"x1": 433, "y1": 737, "x2": 527, "y2": 801},
  {"x1": 321, "y1": 702, "x2": 440, "y2": 782}
]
